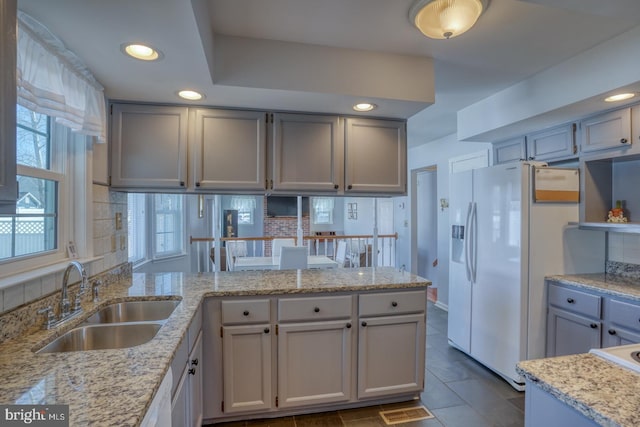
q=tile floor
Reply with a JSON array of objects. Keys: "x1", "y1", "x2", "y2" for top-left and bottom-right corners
[{"x1": 207, "y1": 301, "x2": 525, "y2": 427}]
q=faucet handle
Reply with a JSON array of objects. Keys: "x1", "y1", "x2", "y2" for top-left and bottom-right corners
[{"x1": 38, "y1": 306, "x2": 55, "y2": 329}]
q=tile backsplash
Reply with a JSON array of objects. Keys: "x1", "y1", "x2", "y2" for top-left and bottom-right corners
[{"x1": 0, "y1": 185, "x2": 128, "y2": 315}]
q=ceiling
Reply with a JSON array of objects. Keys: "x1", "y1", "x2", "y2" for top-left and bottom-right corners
[{"x1": 17, "y1": 0, "x2": 640, "y2": 147}]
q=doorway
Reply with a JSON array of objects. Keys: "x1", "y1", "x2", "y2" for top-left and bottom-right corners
[{"x1": 415, "y1": 166, "x2": 438, "y2": 300}]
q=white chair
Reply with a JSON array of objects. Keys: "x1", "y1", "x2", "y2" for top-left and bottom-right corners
[
  {"x1": 335, "y1": 241, "x2": 347, "y2": 268},
  {"x1": 278, "y1": 246, "x2": 308, "y2": 270},
  {"x1": 272, "y1": 238, "x2": 295, "y2": 260},
  {"x1": 226, "y1": 240, "x2": 247, "y2": 271}
]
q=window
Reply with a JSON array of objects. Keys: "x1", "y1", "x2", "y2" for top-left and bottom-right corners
[
  {"x1": 153, "y1": 194, "x2": 185, "y2": 257},
  {"x1": 127, "y1": 193, "x2": 147, "y2": 264},
  {"x1": 230, "y1": 196, "x2": 256, "y2": 225},
  {"x1": 0, "y1": 105, "x2": 61, "y2": 261},
  {"x1": 312, "y1": 197, "x2": 334, "y2": 225}
]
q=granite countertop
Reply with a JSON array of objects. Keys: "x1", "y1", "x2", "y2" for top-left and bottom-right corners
[
  {"x1": 546, "y1": 273, "x2": 640, "y2": 302},
  {"x1": 0, "y1": 267, "x2": 429, "y2": 427},
  {"x1": 517, "y1": 354, "x2": 640, "y2": 427}
]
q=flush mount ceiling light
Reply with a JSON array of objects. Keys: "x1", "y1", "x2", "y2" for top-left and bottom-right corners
[
  {"x1": 409, "y1": 0, "x2": 489, "y2": 40},
  {"x1": 353, "y1": 103, "x2": 377, "y2": 112},
  {"x1": 121, "y1": 43, "x2": 163, "y2": 61},
  {"x1": 177, "y1": 90, "x2": 204, "y2": 101},
  {"x1": 604, "y1": 93, "x2": 635, "y2": 102}
]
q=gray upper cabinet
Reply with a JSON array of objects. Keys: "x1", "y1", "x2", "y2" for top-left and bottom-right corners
[
  {"x1": 493, "y1": 137, "x2": 525, "y2": 165},
  {"x1": 526, "y1": 123, "x2": 577, "y2": 162},
  {"x1": 580, "y1": 108, "x2": 632, "y2": 154},
  {"x1": 110, "y1": 104, "x2": 188, "y2": 189},
  {"x1": 0, "y1": 0, "x2": 17, "y2": 212},
  {"x1": 190, "y1": 109, "x2": 266, "y2": 192},
  {"x1": 344, "y1": 118, "x2": 406, "y2": 195},
  {"x1": 270, "y1": 113, "x2": 343, "y2": 193}
]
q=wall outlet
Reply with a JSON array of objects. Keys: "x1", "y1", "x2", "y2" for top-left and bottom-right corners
[
  {"x1": 115, "y1": 212, "x2": 122, "y2": 230},
  {"x1": 120, "y1": 235, "x2": 126, "y2": 251},
  {"x1": 111, "y1": 235, "x2": 116, "y2": 252}
]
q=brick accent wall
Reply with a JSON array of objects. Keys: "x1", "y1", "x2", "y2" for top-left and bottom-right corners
[{"x1": 263, "y1": 203, "x2": 310, "y2": 256}]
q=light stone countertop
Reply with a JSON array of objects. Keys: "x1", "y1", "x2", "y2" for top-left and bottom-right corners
[
  {"x1": 0, "y1": 267, "x2": 429, "y2": 427},
  {"x1": 517, "y1": 273, "x2": 640, "y2": 427},
  {"x1": 517, "y1": 354, "x2": 640, "y2": 427}
]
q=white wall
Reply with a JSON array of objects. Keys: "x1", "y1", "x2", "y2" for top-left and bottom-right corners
[{"x1": 398, "y1": 133, "x2": 491, "y2": 308}]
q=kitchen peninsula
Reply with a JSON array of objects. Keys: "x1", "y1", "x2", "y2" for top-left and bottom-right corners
[{"x1": 0, "y1": 267, "x2": 429, "y2": 426}]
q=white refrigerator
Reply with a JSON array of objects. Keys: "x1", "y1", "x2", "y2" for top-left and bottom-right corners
[{"x1": 448, "y1": 162, "x2": 604, "y2": 390}]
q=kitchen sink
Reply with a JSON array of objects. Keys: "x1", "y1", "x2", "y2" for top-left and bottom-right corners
[
  {"x1": 83, "y1": 299, "x2": 181, "y2": 324},
  {"x1": 36, "y1": 322, "x2": 163, "y2": 354}
]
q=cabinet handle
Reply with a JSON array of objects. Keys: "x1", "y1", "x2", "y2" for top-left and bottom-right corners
[
  {"x1": 590, "y1": 323, "x2": 598, "y2": 329},
  {"x1": 270, "y1": 179, "x2": 273, "y2": 190},
  {"x1": 188, "y1": 368, "x2": 196, "y2": 375},
  {"x1": 195, "y1": 181, "x2": 201, "y2": 187},
  {"x1": 191, "y1": 358, "x2": 199, "y2": 366},
  {"x1": 334, "y1": 184, "x2": 339, "y2": 190},
  {"x1": 391, "y1": 301, "x2": 398, "y2": 307},
  {"x1": 528, "y1": 156, "x2": 535, "y2": 160},
  {"x1": 621, "y1": 138, "x2": 629, "y2": 144},
  {"x1": 361, "y1": 321, "x2": 367, "y2": 327},
  {"x1": 566, "y1": 298, "x2": 575, "y2": 304},
  {"x1": 314, "y1": 307, "x2": 320, "y2": 313},
  {"x1": 243, "y1": 310, "x2": 250, "y2": 316},
  {"x1": 180, "y1": 181, "x2": 185, "y2": 187},
  {"x1": 264, "y1": 327, "x2": 270, "y2": 334},
  {"x1": 346, "y1": 323, "x2": 352, "y2": 329},
  {"x1": 347, "y1": 184, "x2": 353, "y2": 190},
  {"x1": 608, "y1": 329, "x2": 617, "y2": 335}
]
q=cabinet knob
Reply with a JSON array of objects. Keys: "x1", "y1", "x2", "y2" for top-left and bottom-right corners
[
  {"x1": 334, "y1": 184, "x2": 339, "y2": 190},
  {"x1": 188, "y1": 368, "x2": 196, "y2": 375},
  {"x1": 346, "y1": 323, "x2": 352, "y2": 329},
  {"x1": 347, "y1": 184, "x2": 353, "y2": 190},
  {"x1": 243, "y1": 310, "x2": 250, "y2": 316},
  {"x1": 264, "y1": 327, "x2": 270, "y2": 334},
  {"x1": 195, "y1": 181, "x2": 201, "y2": 187},
  {"x1": 528, "y1": 156, "x2": 535, "y2": 160},
  {"x1": 566, "y1": 298, "x2": 575, "y2": 304},
  {"x1": 590, "y1": 323, "x2": 598, "y2": 329},
  {"x1": 180, "y1": 181, "x2": 185, "y2": 187},
  {"x1": 314, "y1": 307, "x2": 320, "y2": 313},
  {"x1": 361, "y1": 321, "x2": 367, "y2": 327},
  {"x1": 621, "y1": 138, "x2": 629, "y2": 144},
  {"x1": 191, "y1": 358, "x2": 199, "y2": 366},
  {"x1": 608, "y1": 329, "x2": 617, "y2": 335},
  {"x1": 391, "y1": 301, "x2": 398, "y2": 307}
]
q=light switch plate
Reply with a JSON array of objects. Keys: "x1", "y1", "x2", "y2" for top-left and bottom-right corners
[{"x1": 115, "y1": 212, "x2": 122, "y2": 230}]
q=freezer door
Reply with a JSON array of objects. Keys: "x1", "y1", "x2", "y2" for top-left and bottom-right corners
[
  {"x1": 470, "y1": 164, "x2": 524, "y2": 383},
  {"x1": 447, "y1": 170, "x2": 473, "y2": 352}
]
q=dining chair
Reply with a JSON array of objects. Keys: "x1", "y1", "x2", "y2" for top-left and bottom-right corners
[
  {"x1": 272, "y1": 238, "x2": 295, "y2": 260},
  {"x1": 335, "y1": 241, "x2": 347, "y2": 268},
  {"x1": 278, "y1": 246, "x2": 308, "y2": 270},
  {"x1": 226, "y1": 240, "x2": 247, "y2": 271}
]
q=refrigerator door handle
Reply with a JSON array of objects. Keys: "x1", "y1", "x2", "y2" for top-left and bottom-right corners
[
  {"x1": 464, "y1": 202, "x2": 473, "y2": 282},
  {"x1": 470, "y1": 202, "x2": 478, "y2": 283}
]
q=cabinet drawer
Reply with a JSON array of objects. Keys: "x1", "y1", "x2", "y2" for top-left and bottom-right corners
[
  {"x1": 548, "y1": 284, "x2": 600, "y2": 318},
  {"x1": 607, "y1": 299, "x2": 640, "y2": 331},
  {"x1": 221, "y1": 299, "x2": 270, "y2": 324},
  {"x1": 278, "y1": 295, "x2": 352, "y2": 322},
  {"x1": 359, "y1": 290, "x2": 426, "y2": 317}
]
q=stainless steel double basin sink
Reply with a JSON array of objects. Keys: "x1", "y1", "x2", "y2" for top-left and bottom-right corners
[{"x1": 36, "y1": 299, "x2": 181, "y2": 354}]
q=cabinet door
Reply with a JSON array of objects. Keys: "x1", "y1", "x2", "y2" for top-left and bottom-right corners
[
  {"x1": 344, "y1": 118, "x2": 406, "y2": 194},
  {"x1": 0, "y1": 0, "x2": 17, "y2": 212},
  {"x1": 171, "y1": 365, "x2": 190, "y2": 427},
  {"x1": 191, "y1": 109, "x2": 266, "y2": 191},
  {"x1": 222, "y1": 324, "x2": 272, "y2": 414},
  {"x1": 271, "y1": 113, "x2": 343, "y2": 192},
  {"x1": 277, "y1": 320, "x2": 353, "y2": 408},
  {"x1": 188, "y1": 332, "x2": 203, "y2": 427},
  {"x1": 580, "y1": 108, "x2": 631, "y2": 153},
  {"x1": 110, "y1": 104, "x2": 188, "y2": 189},
  {"x1": 358, "y1": 314, "x2": 425, "y2": 399},
  {"x1": 602, "y1": 326, "x2": 640, "y2": 348},
  {"x1": 546, "y1": 307, "x2": 601, "y2": 357},
  {"x1": 527, "y1": 124, "x2": 576, "y2": 162},
  {"x1": 493, "y1": 137, "x2": 525, "y2": 165}
]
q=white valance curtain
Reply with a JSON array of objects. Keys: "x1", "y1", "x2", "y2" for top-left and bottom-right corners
[
  {"x1": 230, "y1": 196, "x2": 257, "y2": 211},
  {"x1": 16, "y1": 12, "x2": 107, "y2": 143}
]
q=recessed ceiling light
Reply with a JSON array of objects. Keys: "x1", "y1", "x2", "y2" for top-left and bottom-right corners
[
  {"x1": 604, "y1": 93, "x2": 635, "y2": 102},
  {"x1": 178, "y1": 90, "x2": 204, "y2": 101},
  {"x1": 121, "y1": 43, "x2": 162, "y2": 61},
  {"x1": 353, "y1": 103, "x2": 377, "y2": 112}
]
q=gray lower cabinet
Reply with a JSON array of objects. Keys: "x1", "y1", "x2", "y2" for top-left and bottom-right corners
[
  {"x1": 546, "y1": 280, "x2": 640, "y2": 356},
  {"x1": 0, "y1": 0, "x2": 17, "y2": 212},
  {"x1": 344, "y1": 118, "x2": 406, "y2": 194},
  {"x1": 172, "y1": 309, "x2": 203, "y2": 427},
  {"x1": 525, "y1": 380, "x2": 599, "y2": 427},
  {"x1": 110, "y1": 103, "x2": 188, "y2": 189}
]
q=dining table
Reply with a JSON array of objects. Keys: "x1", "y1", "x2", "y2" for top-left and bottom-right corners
[{"x1": 234, "y1": 255, "x2": 339, "y2": 271}]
